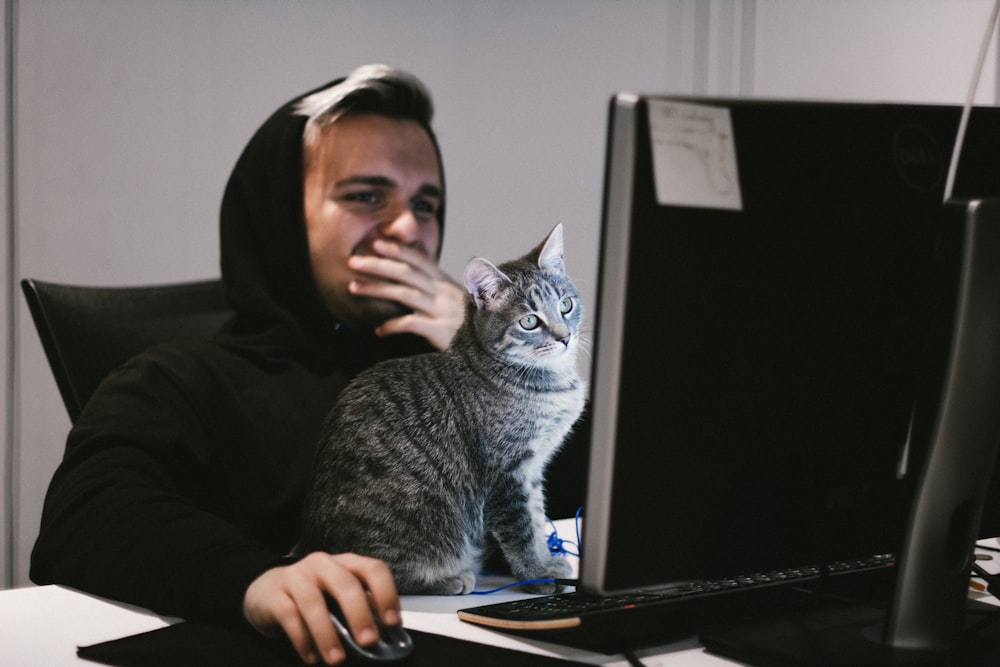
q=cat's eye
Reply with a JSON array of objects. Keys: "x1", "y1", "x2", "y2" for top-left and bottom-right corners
[
  {"x1": 519, "y1": 314, "x2": 540, "y2": 330},
  {"x1": 559, "y1": 297, "x2": 574, "y2": 314}
]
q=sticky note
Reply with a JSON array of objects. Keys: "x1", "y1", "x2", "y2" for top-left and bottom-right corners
[{"x1": 648, "y1": 99, "x2": 743, "y2": 211}]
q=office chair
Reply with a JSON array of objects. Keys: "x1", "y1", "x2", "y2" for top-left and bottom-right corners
[{"x1": 21, "y1": 278, "x2": 233, "y2": 423}]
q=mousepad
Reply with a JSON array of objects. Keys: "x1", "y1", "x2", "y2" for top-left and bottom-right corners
[{"x1": 77, "y1": 621, "x2": 590, "y2": 666}]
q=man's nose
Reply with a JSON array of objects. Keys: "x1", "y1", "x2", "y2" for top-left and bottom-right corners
[{"x1": 379, "y1": 206, "x2": 420, "y2": 245}]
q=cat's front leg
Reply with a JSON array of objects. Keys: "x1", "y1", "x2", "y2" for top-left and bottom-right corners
[{"x1": 489, "y1": 483, "x2": 572, "y2": 594}]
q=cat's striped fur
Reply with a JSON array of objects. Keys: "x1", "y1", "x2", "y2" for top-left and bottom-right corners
[{"x1": 298, "y1": 224, "x2": 586, "y2": 594}]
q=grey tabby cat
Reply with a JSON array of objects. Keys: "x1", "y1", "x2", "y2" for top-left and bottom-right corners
[{"x1": 298, "y1": 224, "x2": 586, "y2": 595}]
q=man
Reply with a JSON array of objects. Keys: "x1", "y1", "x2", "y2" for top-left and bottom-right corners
[{"x1": 31, "y1": 64, "x2": 466, "y2": 666}]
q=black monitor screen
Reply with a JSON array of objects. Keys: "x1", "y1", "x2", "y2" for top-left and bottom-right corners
[{"x1": 581, "y1": 96, "x2": 1000, "y2": 595}]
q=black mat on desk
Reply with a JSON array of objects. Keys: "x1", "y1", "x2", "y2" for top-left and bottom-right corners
[{"x1": 78, "y1": 621, "x2": 588, "y2": 666}]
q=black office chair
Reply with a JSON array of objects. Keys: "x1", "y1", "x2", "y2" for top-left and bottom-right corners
[{"x1": 21, "y1": 278, "x2": 233, "y2": 422}]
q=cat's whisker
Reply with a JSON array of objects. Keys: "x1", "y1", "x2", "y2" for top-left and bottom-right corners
[{"x1": 576, "y1": 334, "x2": 595, "y2": 363}]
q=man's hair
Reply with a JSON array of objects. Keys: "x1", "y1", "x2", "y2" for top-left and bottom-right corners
[{"x1": 296, "y1": 64, "x2": 435, "y2": 150}]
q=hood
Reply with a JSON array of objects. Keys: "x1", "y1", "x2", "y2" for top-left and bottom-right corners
[{"x1": 217, "y1": 78, "x2": 446, "y2": 362}]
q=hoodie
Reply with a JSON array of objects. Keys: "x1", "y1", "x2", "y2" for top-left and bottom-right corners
[{"x1": 30, "y1": 80, "x2": 435, "y2": 628}]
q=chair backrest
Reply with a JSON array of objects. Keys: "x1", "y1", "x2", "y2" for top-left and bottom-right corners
[{"x1": 21, "y1": 278, "x2": 233, "y2": 422}]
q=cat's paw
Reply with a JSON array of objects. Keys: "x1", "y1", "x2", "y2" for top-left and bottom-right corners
[
  {"x1": 523, "y1": 579, "x2": 559, "y2": 595},
  {"x1": 544, "y1": 556, "x2": 574, "y2": 580},
  {"x1": 401, "y1": 569, "x2": 476, "y2": 595},
  {"x1": 522, "y1": 557, "x2": 574, "y2": 594},
  {"x1": 440, "y1": 570, "x2": 477, "y2": 595}
]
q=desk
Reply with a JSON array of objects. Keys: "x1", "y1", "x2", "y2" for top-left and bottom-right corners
[
  {"x1": 0, "y1": 517, "x2": 728, "y2": 665},
  {"x1": 8, "y1": 539, "x2": 998, "y2": 667},
  {"x1": 0, "y1": 585, "x2": 726, "y2": 667}
]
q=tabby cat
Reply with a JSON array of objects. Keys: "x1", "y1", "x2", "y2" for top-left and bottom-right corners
[{"x1": 298, "y1": 224, "x2": 586, "y2": 595}]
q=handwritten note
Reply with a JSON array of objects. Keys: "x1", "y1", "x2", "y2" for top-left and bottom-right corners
[{"x1": 648, "y1": 99, "x2": 743, "y2": 211}]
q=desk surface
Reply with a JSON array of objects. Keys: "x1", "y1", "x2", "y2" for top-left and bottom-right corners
[
  {"x1": 9, "y1": 537, "x2": 998, "y2": 667},
  {"x1": 0, "y1": 517, "x2": 729, "y2": 666},
  {"x1": 0, "y1": 584, "x2": 725, "y2": 667},
  {"x1": 0, "y1": 517, "x2": 726, "y2": 667}
]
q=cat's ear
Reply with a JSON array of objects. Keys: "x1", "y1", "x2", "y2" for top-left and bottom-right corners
[
  {"x1": 536, "y1": 223, "x2": 565, "y2": 274},
  {"x1": 464, "y1": 258, "x2": 511, "y2": 309}
]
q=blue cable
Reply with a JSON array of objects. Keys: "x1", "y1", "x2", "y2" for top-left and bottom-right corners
[
  {"x1": 469, "y1": 579, "x2": 557, "y2": 595},
  {"x1": 546, "y1": 518, "x2": 578, "y2": 557},
  {"x1": 472, "y1": 507, "x2": 585, "y2": 595},
  {"x1": 545, "y1": 508, "x2": 584, "y2": 557}
]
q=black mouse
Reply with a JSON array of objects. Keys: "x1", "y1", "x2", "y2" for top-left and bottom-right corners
[{"x1": 326, "y1": 598, "x2": 414, "y2": 663}]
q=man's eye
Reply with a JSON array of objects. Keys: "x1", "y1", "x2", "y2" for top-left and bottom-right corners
[
  {"x1": 411, "y1": 198, "x2": 439, "y2": 218},
  {"x1": 342, "y1": 191, "x2": 383, "y2": 206}
]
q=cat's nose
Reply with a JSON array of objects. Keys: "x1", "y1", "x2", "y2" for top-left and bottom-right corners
[{"x1": 557, "y1": 335, "x2": 571, "y2": 348}]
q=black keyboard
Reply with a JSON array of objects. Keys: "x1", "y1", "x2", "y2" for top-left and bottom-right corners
[{"x1": 457, "y1": 555, "x2": 894, "y2": 632}]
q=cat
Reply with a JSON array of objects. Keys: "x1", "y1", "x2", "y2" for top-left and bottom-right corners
[{"x1": 298, "y1": 224, "x2": 586, "y2": 595}]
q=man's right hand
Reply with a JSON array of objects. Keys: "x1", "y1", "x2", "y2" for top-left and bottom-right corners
[{"x1": 243, "y1": 552, "x2": 402, "y2": 665}]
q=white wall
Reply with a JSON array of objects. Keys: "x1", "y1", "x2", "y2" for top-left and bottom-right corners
[
  {"x1": 2, "y1": 0, "x2": 12, "y2": 587},
  {"x1": 4, "y1": 0, "x2": 681, "y2": 589},
  {"x1": 753, "y1": 0, "x2": 998, "y2": 103},
  {"x1": 3, "y1": 0, "x2": 998, "y2": 588}
]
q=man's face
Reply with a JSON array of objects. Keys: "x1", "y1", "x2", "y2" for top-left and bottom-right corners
[{"x1": 303, "y1": 113, "x2": 442, "y2": 328}]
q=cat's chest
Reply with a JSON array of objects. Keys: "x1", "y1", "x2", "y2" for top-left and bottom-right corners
[
  {"x1": 535, "y1": 381, "x2": 586, "y2": 419},
  {"x1": 488, "y1": 380, "x2": 586, "y2": 449},
  {"x1": 486, "y1": 377, "x2": 584, "y2": 418}
]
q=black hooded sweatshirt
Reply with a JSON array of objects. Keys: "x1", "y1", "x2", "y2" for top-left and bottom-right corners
[{"x1": 29, "y1": 81, "x2": 435, "y2": 628}]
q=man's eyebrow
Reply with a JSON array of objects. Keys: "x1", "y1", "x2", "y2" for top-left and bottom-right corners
[
  {"x1": 334, "y1": 175, "x2": 395, "y2": 189},
  {"x1": 416, "y1": 184, "x2": 443, "y2": 199},
  {"x1": 335, "y1": 175, "x2": 442, "y2": 199}
]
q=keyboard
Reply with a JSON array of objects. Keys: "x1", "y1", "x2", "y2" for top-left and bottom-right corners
[{"x1": 457, "y1": 555, "x2": 894, "y2": 632}]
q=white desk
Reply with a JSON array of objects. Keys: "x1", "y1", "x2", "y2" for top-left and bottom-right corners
[
  {"x1": 0, "y1": 517, "x2": 729, "y2": 666},
  {"x1": 0, "y1": 584, "x2": 179, "y2": 667},
  {"x1": 9, "y1": 538, "x2": 998, "y2": 667},
  {"x1": 0, "y1": 584, "x2": 726, "y2": 667}
]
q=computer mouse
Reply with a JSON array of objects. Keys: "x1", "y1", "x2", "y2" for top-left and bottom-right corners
[{"x1": 327, "y1": 599, "x2": 414, "y2": 663}]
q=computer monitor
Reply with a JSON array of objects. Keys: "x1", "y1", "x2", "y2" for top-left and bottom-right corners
[{"x1": 581, "y1": 94, "x2": 1000, "y2": 662}]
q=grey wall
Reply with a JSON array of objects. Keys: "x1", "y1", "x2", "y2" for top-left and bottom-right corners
[{"x1": 2, "y1": 0, "x2": 998, "y2": 588}]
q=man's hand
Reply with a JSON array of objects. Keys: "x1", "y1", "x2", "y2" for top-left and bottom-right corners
[
  {"x1": 243, "y1": 552, "x2": 401, "y2": 666},
  {"x1": 348, "y1": 239, "x2": 467, "y2": 350}
]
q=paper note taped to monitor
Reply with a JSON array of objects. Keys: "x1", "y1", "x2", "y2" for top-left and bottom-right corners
[{"x1": 648, "y1": 99, "x2": 743, "y2": 211}]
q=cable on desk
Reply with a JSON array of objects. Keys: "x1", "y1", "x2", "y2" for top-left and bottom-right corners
[
  {"x1": 623, "y1": 649, "x2": 647, "y2": 667},
  {"x1": 474, "y1": 509, "x2": 584, "y2": 594},
  {"x1": 469, "y1": 578, "x2": 578, "y2": 595}
]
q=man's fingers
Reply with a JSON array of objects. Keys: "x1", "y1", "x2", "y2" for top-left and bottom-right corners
[
  {"x1": 347, "y1": 241, "x2": 465, "y2": 350},
  {"x1": 282, "y1": 610, "x2": 323, "y2": 665},
  {"x1": 348, "y1": 254, "x2": 435, "y2": 294},
  {"x1": 243, "y1": 552, "x2": 401, "y2": 667},
  {"x1": 337, "y1": 553, "x2": 403, "y2": 628},
  {"x1": 349, "y1": 279, "x2": 432, "y2": 314},
  {"x1": 373, "y1": 238, "x2": 441, "y2": 277}
]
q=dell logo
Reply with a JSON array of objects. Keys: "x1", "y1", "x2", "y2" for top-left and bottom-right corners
[
  {"x1": 897, "y1": 147, "x2": 938, "y2": 167},
  {"x1": 894, "y1": 124, "x2": 944, "y2": 192}
]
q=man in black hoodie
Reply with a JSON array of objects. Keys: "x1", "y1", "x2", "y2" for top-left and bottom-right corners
[{"x1": 31, "y1": 64, "x2": 465, "y2": 666}]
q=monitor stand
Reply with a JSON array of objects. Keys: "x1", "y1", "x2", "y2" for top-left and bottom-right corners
[
  {"x1": 701, "y1": 198, "x2": 1000, "y2": 666},
  {"x1": 699, "y1": 595, "x2": 1000, "y2": 666}
]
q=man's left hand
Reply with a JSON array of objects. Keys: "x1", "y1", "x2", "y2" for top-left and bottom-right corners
[{"x1": 348, "y1": 239, "x2": 466, "y2": 350}]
